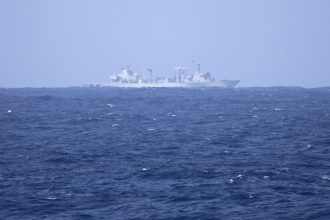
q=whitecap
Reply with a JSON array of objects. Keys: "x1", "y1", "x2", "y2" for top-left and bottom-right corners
[
  {"x1": 252, "y1": 115, "x2": 258, "y2": 118},
  {"x1": 250, "y1": 107, "x2": 258, "y2": 112},
  {"x1": 228, "y1": 179, "x2": 234, "y2": 184},
  {"x1": 274, "y1": 108, "x2": 285, "y2": 111},
  {"x1": 147, "y1": 128, "x2": 155, "y2": 131},
  {"x1": 7, "y1": 109, "x2": 12, "y2": 113},
  {"x1": 142, "y1": 168, "x2": 149, "y2": 171},
  {"x1": 112, "y1": 124, "x2": 119, "y2": 127},
  {"x1": 237, "y1": 174, "x2": 243, "y2": 178},
  {"x1": 107, "y1": 104, "x2": 114, "y2": 107},
  {"x1": 321, "y1": 175, "x2": 330, "y2": 181},
  {"x1": 280, "y1": 167, "x2": 290, "y2": 172},
  {"x1": 168, "y1": 113, "x2": 176, "y2": 117},
  {"x1": 263, "y1": 175, "x2": 269, "y2": 179},
  {"x1": 45, "y1": 196, "x2": 57, "y2": 200}
]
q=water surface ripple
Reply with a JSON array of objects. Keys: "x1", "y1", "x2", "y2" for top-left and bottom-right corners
[{"x1": 0, "y1": 87, "x2": 330, "y2": 219}]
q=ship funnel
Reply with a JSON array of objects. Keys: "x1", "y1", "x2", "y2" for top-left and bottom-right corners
[
  {"x1": 143, "y1": 68, "x2": 153, "y2": 83},
  {"x1": 147, "y1": 68, "x2": 153, "y2": 83},
  {"x1": 174, "y1": 67, "x2": 185, "y2": 83}
]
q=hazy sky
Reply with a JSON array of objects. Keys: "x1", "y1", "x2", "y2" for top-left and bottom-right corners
[{"x1": 0, "y1": 0, "x2": 330, "y2": 87}]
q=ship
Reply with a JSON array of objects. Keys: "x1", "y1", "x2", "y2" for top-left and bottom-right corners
[{"x1": 103, "y1": 64, "x2": 240, "y2": 88}]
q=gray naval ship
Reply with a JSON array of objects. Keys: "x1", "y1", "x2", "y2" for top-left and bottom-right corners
[{"x1": 104, "y1": 64, "x2": 240, "y2": 88}]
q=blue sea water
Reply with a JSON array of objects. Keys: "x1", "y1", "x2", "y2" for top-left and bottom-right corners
[{"x1": 0, "y1": 87, "x2": 330, "y2": 220}]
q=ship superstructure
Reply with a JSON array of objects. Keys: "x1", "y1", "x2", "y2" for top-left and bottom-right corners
[{"x1": 106, "y1": 64, "x2": 239, "y2": 88}]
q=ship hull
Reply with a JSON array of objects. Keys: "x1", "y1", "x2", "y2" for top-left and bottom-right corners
[{"x1": 102, "y1": 80, "x2": 240, "y2": 88}]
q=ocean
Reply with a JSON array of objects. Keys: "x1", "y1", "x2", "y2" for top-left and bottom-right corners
[{"x1": 0, "y1": 87, "x2": 330, "y2": 220}]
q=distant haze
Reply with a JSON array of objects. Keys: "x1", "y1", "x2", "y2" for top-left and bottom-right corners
[{"x1": 0, "y1": 0, "x2": 330, "y2": 88}]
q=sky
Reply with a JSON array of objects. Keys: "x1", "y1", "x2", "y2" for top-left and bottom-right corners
[{"x1": 0, "y1": 0, "x2": 330, "y2": 88}]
